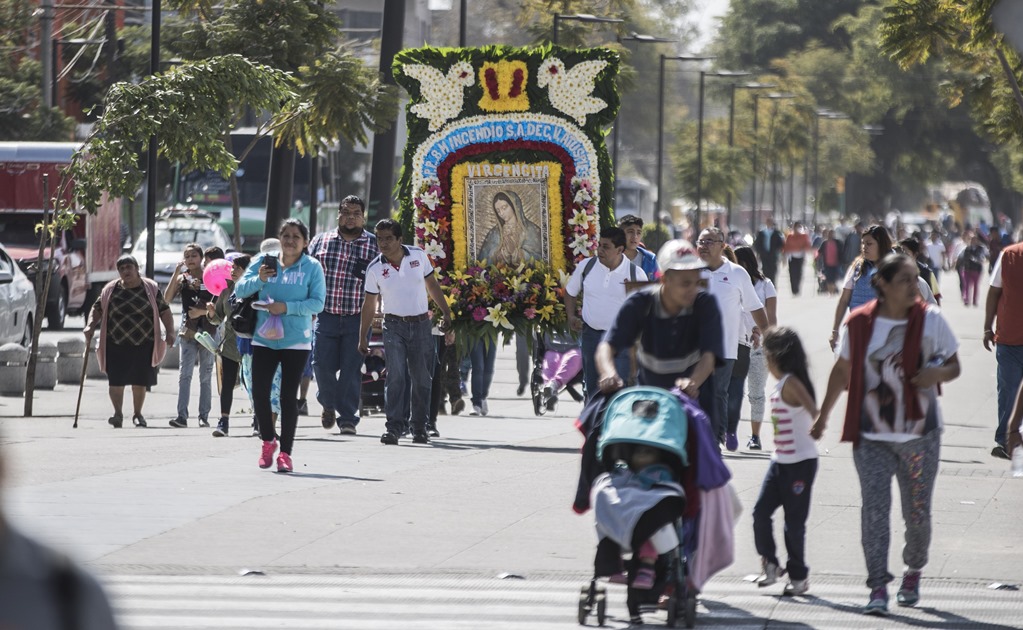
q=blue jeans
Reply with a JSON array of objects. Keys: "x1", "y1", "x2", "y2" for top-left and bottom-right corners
[
  {"x1": 580, "y1": 325, "x2": 629, "y2": 401},
  {"x1": 313, "y1": 313, "x2": 365, "y2": 426},
  {"x1": 712, "y1": 359, "x2": 735, "y2": 441},
  {"x1": 382, "y1": 318, "x2": 435, "y2": 436},
  {"x1": 469, "y1": 339, "x2": 498, "y2": 407},
  {"x1": 996, "y1": 344, "x2": 1023, "y2": 446},
  {"x1": 177, "y1": 336, "x2": 214, "y2": 421}
]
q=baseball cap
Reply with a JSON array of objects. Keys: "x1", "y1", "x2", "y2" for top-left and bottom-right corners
[{"x1": 656, "y1": 239, "x2": 706, "y2": 272}]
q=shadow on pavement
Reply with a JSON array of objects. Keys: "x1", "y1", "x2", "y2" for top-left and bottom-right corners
[
  {"x1": 700, "y1": 596, "x2": 815, "y2": 628},
  {"x1": 279, "y1": 472, "x2": 382, "y2": 481}
]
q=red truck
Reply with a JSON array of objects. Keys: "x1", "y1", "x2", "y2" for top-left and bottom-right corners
[{"x1": 0, "y1": 142, "x2": 123, "y2": 329}]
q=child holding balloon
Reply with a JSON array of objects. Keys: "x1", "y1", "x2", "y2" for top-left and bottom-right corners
[{"x1": 165, "y1": 244, "x2": 218, "y2": 428}]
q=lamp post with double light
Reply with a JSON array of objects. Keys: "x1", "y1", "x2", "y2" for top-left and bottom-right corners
[
  {"x1": 812, "y1": 110, "x2": 850, "y2": 227},
  {"x1": 694, "y1": 70, "x2": 750, "y2": 230},
  {"x1": 750, "y1": 92, "x2": 795, "y2": 235},
  {"x1": 724, "y1": 82, "x2": 774, "y2": 231},
  {"x1": 656, "y1": 54, "x2": 714, "y2": 223},
  {"x1": 552, "y1": 13, "x2": 623, "y2": 45},
  {"x1": 613, "y1": 34, "x2": 676, "y2": 189}
]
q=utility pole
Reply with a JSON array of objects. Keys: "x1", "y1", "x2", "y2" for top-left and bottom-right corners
[
  {"x1": 144, "y1": 0, "x2": 161, "y2": 279},
  {"x1": 41, "y1": 0, "x2": 54, "y2": 109},
  {"x1": 367, "y1": 0, "x2": 406, "y2": 223}
]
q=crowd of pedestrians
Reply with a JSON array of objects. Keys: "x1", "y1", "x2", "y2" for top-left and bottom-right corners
[{"x1": 79, "y1": 198, "x2": 1023, "y2": 616}]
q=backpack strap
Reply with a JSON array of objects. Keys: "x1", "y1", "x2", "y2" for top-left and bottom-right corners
[{"x1": 580, "y1": 256, "x2": 599, "y2": 284}]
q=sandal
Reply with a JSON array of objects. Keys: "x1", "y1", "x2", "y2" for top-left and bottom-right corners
[
  {"x1": 108, "y1": 414, "x2": 123, "y2": 429},
  {"x1": 132, "y1": 415, "x2": 147, "y2": 428}
]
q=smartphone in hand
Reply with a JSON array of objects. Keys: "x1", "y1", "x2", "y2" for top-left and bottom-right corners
[{"x1": 264, "y1": 255, "x2": 278, "y2": 273}]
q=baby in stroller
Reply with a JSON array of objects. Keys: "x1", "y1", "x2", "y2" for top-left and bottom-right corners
[{"x1": 584, "y1": 387, "x2": 693, "y2": 627}]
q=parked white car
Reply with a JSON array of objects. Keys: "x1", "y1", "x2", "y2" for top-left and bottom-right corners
[{"x1": 0, "y1": 243, "x2": 37, "y2": 346}]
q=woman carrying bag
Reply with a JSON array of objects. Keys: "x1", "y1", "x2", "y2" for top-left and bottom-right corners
[{"x1": 234, "y1": 219, "x2": 326, "y2": 472}]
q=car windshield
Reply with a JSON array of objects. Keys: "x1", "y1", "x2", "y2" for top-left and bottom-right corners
[
  {"x1": 136, "y1": 225, "x2": 223, "y2": 253},
  {"x1": 0, "y1": 219, "x2": 45, "y2": 247}
]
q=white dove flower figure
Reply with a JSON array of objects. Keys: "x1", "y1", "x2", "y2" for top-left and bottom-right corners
[
  {"x1": 404, "y1": 61, "x2": 476, "y2": 131},
  {"x1": 537, "y1": 57, "x2": 609, "y2": 126}
]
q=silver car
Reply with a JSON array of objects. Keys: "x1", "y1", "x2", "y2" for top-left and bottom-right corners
[{"x1": 0, "y1": 243, "x2": 37, "y2": 346}]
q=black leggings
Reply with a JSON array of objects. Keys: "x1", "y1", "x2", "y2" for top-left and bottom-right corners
[
  {"x1": 220, "y1": 356, "x2": 240, "y2": 417},
  {"x1": 252, "y1": 346, "x2": 310, "y2": 455}
]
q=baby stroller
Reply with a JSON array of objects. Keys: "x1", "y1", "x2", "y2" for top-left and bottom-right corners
[
  {"x1": 529, "y1": 330, "x2": 584, "y2": 416},
  {"x1": 578, "y1": 387, "x2": 696, "y2": 628},
  {"x1": 360, "y1": 321, "x2": 386, "y2": 417}
]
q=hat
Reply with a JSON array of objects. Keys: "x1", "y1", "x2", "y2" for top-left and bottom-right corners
[{"x1": 656, "y1": 239, "x2": 705, "y2": 272}]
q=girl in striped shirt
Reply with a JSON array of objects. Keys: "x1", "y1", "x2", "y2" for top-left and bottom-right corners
[{"x1": 752, "y1": 328, "x2": 819, "y2": 597}]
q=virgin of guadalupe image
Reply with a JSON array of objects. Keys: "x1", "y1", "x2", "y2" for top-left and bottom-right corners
[{"x1": 478, "y1": 190, "x2": 543, "y2": 265}]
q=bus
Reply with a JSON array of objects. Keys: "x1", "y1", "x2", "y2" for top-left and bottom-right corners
[{"x1": 171, "y1": 129, "x2": 338, "y2": 252}]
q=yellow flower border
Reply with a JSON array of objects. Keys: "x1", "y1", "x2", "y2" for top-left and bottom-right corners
[{"x1": 450, "y1": 161, "x2": 566, "y2": 271}]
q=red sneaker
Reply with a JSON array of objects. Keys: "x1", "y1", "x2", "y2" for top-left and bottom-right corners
[
  {"x1": 258, "y1": 440, "x2": 277, "y2": 469},
  {"x1": 276, "y1": 452, "x2": 293, "y2": 473}
]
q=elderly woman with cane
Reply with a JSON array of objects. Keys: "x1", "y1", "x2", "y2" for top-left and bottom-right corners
[
  {"x1": 83, "y1": 254, "x2": 176, "y2": 428},
  {"x1": 813, "y1": 252, "x2": 960, "y2": 616}
]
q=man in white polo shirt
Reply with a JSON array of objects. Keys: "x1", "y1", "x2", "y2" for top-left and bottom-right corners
[
  {"x1": 360, "y1": 219, "x2": 453, "y2": 446},
  {"x1": 697, "y1": 227, "x2": 770, "y2": 451},
  {"x1": 565, "y1": 226, "x2": 647, "y2": 400}
]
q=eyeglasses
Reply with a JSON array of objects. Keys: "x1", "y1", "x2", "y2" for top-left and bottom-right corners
[{"x1": 696, "y1": 239, "x2": 723, "y2": 246}]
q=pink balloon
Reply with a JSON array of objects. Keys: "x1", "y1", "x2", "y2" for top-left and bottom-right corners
[{"x1": 202, "y1": 259, "x2": 234, "y2": 296}]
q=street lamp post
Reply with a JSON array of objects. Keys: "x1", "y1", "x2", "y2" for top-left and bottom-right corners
[
  {"x1": 725, "y1": 82, "x2": 774, "y2": 230},
  {"x1": 552, "y1": 13, "x2": 623, "y2": 45},
  {"x1": 694, "y1": 70, "x2": 749, "y2": 230},
  {"x1": 812, "y1": 109, "x2": 850, "y2": 228},
  {"x1": 459, "y1": 0, "x2": 467, "y2": 46},
  {"x1": 612, "y1": 34, "x2": 675, "y2": 193},
  {"x1": 750, "y1": 92, "x2": 795, "y2": 236},
  {"x1": 656, "y1": 54, "x2": 713, "y2": 223}
]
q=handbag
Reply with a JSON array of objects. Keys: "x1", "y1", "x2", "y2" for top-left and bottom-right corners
[{"x1": 230, "y1": 293, "x2": 258, "y2": 338}]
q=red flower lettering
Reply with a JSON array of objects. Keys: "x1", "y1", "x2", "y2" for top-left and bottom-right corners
[{"x1": 484, "y1": 68, "x2": 500, "y2": 100}]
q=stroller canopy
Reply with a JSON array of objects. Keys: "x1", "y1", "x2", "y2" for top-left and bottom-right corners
[{"x1": 597, "y1": 386, "x2": 689, "y2": 468}]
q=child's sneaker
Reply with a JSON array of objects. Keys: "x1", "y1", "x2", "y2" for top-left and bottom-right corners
[
  {"x1": 863, "y1": 587, "x2": 888, "y2": 616},
  {"x1": 896, "y1": 570, "x2": 921, "y2": 607},
  {"x1": 632, "y1": 566, "x2": 656, "y2": 590},
  {"x1": 755, "y1": 560, "x2": 783, "y2": 588},
  {"x1": 783, "y1": 579, "x2": 809, "y2": 596}
]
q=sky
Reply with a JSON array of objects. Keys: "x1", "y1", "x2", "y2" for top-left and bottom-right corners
[{"x1": 692, "y1": 0, "x2": 731, "y2": 49}]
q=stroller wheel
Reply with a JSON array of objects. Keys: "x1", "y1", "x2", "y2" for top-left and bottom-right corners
[
  {"x1": 577, "y1": 586, "x2": 590, "y2": 625},
  {"x1": 595, "y1": 588, "x2": 607, "y2": 626},
  {"x1": 684, "y1": 593, "x2": 696, "y2": 628},
  {"x1": 666, "y1": 590, "x2": 679, "y2": 628}
]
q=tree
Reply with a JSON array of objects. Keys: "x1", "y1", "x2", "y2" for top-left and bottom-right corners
[
  {"x1": 0, "y1": 0, "x2": 75, "y2": 140},
  {"x1": 160, "y1": 0, "x2": 397, "y2": 241}
]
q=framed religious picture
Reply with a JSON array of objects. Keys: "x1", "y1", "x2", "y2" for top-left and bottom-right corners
[{"x1": 465, "y1": 176, "x2": 551, "y2": 266}]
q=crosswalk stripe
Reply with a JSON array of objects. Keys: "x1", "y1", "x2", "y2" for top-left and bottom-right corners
[{"x1": 100, "y1": 573, "x2": 1023, "y2": 630}]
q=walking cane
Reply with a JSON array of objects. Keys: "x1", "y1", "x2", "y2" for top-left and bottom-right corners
[{"x1": 73, "y1": 344, "x2": 91, "y2": 429}]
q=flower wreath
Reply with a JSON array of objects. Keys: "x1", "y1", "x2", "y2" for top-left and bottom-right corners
[{"x1": 393, "y1": 45, "x2": 620, "y2": 345}]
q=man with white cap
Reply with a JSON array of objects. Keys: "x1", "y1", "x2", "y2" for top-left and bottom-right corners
[{"x1": 595, "y1": 240, "x2": 723, "y2": 414}]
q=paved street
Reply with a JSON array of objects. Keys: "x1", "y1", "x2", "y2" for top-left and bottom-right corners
[{"x1": 2, "y1": 267, "x2": 1022, "y2": 629}]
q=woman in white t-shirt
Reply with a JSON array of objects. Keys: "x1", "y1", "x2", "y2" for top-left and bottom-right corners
[
  {"x1": 813, "y1": 253, "x2": 960, "y2": 617},
  {"x1": 732, "y1": 246, "x2": 778, "y2": 450}
]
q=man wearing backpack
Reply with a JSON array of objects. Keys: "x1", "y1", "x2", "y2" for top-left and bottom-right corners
[{"x1": 565, "y1": 227, "x2": 647, "y2": 400}]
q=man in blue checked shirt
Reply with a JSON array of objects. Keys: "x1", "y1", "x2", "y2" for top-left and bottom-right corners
[{"x1": 308, "y1": 195, "x2": 380, "y2": 435}]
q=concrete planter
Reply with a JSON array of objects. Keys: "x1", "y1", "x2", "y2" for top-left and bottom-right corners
[
  {"x1": 34, "y1": 341, "x2": 59, "y2": 390},
  {"x1": 0, "y1": 343, "x2": 28, "y2": 396},
  {"x1": 57, "y1": 337, "x2": 87, "y2": 385}
]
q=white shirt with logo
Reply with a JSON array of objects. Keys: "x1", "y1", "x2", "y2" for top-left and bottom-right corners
[
  {"x1": 566, "y1": 257, "x2": 648, "y2": 331},
  {"x1": 364, "y1": 246, "x2": 434, "y2": 317}
]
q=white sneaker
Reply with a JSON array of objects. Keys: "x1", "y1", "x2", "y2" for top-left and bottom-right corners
[
  {"x1": 783, "y1": 579, "x2": 809, "y2": 596},
  {"x1": 481, "y1": 400, "x2": 489, "y2": 416},
  {"x1": 756, "y1": 561, "x2": 783, "y2": 588},
  {"x1": 470, "y1": 405, "x2": 483, "y2": 416}
]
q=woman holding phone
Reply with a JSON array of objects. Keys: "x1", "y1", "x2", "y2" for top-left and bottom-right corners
[{"x1": 234, "y1": 219, "x2": 326, "y2": 472}]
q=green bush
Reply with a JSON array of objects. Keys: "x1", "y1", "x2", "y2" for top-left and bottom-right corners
[{"x1": 641, "y1": 223, "x2": 670, "y2": 255}]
